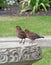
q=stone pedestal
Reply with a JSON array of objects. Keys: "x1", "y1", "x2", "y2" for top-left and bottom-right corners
[{"x1": 0, "y1": 38, "x2": 42, "y2": 65}]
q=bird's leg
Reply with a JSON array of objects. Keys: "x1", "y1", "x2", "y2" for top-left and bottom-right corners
[
  {"x1": 29, "y1": 40, "x2": 32, "y2": 44},
  {"x1": 23, "y1": 39, "x2": 25, "y2": 44},
  {"x1": 31, "y1": 40, "x2": 36, "y2": 44},
  {"x1": 32, "y1": 40, "x2": 33, "y2": 44},
  {"x1": 20, "y1": 39, "x2": 23, "y2": 43},
  {"x1": 30, "y1": 40, "x2": 34, "y2": 44}
]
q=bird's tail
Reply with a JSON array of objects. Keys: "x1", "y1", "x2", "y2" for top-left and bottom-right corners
[{"x1": 39, "y1": 36, "x2": 44, "y2": 38}]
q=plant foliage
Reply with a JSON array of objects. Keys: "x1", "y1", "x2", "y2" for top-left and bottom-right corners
[
  {"x1": 20, "y1": 0, "x2": 51, "y2": 13},
  {"x1": 0, "y1": 0, "x2": 7, "y2": 9}
]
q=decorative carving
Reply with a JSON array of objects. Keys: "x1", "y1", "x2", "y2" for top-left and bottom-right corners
[
  {"x1": 0, "y1": 44, "x2": 42, "y2": 64},
  {"x1": 0, "y1": 49, "x2": 8, "y2": 64}
]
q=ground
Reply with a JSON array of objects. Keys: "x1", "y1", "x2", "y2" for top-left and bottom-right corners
[{"x1": 0, "y1": 16, "x2": 51, "y2": 65}]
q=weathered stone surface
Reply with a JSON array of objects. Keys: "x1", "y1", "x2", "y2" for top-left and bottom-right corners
[
  {"x1": 34, "y1": 36, "x2": 51, "y2": 47},
  {"x1": 0, "y1": 38, "x2": 42, "y2": 65}
]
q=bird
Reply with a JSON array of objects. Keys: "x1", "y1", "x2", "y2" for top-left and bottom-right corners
[
  {"x1": 16, "y1": 26, "x2": 26, "y2": 44},
  {"x1": 25, "y1": 29, "x2": 44, "y2": 43}
]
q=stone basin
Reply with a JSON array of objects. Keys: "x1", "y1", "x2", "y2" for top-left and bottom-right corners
[{"x1": 0, "y1": 37, "x2": 42, "y2": 65}]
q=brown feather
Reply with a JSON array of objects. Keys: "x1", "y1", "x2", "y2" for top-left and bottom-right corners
[{"x1": 25, "y1": 29, "x2": 44, "y2": 40}]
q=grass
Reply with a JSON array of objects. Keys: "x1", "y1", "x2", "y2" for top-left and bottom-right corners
[
  {"x1": 0, "y1": 16, "x2": 51, "y2": 37},
  {"x1": 0, "y1": 16, "x2": 51, "y2": 65},
  {"x1": 33, "y1": 48, "x2": 51, "y2": 65}
]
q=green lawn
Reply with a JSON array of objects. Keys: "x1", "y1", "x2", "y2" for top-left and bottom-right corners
[
  {"x1": 0, "y1": 16, "x2": 51, "y2": 37},
  {"x1": 33, "y1": 48, "x2": 51, "y2": 65},
  {"x1": 0, "y1": 16, "x2": 51, "y2": 65}
]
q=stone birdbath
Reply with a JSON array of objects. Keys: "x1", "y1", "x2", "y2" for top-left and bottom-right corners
[{"x1": 0, "y1": 37, "x2": 42, "y2": 65}]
